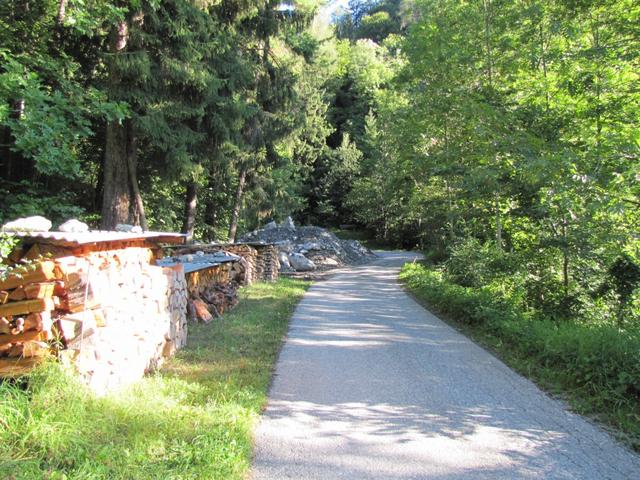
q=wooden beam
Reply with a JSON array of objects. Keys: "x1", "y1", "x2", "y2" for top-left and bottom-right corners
[
  {"x1": 8, "y1": 286, "x2": 26, "y2": 301},
  {"x1": 0, "y1": 357, "x2": 46, "y2": 377},
  {"x1": 0, "y1": 298, "x2": 54, "y2": 318},
  {"x1": 0, "y1": 261, "x2": 57, "y2": 290},
  {"x1": 24, "y1": 282, "x2": 56, "y2": 300},
  {"x1": 0, "y1": 330, "x2": 49, "y2": 347}
]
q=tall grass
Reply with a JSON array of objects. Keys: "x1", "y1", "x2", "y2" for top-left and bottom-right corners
[
  {"x1": 400, "y1": 262, "x2": 640, "y2": 451},
  {"x1": 0, "y1": 278, "x2": 310, "y2": 479}
]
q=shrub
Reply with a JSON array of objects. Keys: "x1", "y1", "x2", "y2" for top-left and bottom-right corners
[{"x1": 444, "y1": 237, "x2": 515, "y2": 288}]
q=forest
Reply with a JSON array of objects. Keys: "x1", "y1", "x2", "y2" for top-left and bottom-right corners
[
  {"x1": 2, "y1": 1, "x2": 639, "y2": 322},
  {"x1": 3, "y1": 0, "x2": 638, "y2": 320},
  {"x1": 1, "y1": 0, "x2": 640, "y2": 469}
]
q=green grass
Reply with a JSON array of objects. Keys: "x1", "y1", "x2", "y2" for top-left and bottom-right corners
[
  {"x1": 0, "y1": 278, "x2": 310, "y2": 480},
  {"x1": 399, "y1": 262, "x2": 640, "y2": 452}
]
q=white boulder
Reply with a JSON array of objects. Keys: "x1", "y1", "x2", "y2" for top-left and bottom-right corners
[
  {"x1": 58, "y1": 219, "x2": 89, "y2": 233},
  {"x1": 279, "y1": 252, "x2": 292, "y2": 270},
  {"x1": 299, "y1": 242, "x2": 321, "y2": 251},
  {"x1": 2, "y1": 216, "x2": 52, "y2": 232},
  {"x1": 282, "y1": 216, "x2": 295, "y2": 230},
  {"x1": 288, "y1": 253, "x2": 316, "y2": 272},
  {"x1": 115, "y1": 224, "x2": 143, "y2": 233}
]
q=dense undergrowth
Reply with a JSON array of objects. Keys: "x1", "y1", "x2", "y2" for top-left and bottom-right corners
[
  {"x1": 0, "y1": 278, "x2": 310, "y2": 480},
  {"x1": 400, "y1": 262, "x2": 640, "y2": 451}
]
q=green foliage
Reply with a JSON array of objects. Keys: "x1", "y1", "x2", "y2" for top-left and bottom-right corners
[
  {"x1": 599, "y1": 254, "x2": 640, "y2": 324},
  {"x1": 339, "y1": 0, "x2": 640, "y2": 326},
  {"x1": 357, "y1": 11, "x2": 397, "y2": 42},
  {"x1": 401, "y1": 262, "x2": 640, "y2": 450},
  {"x1": 444, "y1": 237, "x2": 513, "y2": 288},
  {"x1": 0, "y1": 0, "x2": 126, "y2": 178},
  {"x1": 304, "y1": 134, "x2": 363, "y2": 225},
  {"x1": 0, "y1": 181, "x2": 86, "y2": 226},
  {"x1": 336, "y1": 0, "x2": 405, "y2": 43},
  {"x1": 0, "y1": 233, "x2": 17, "y2": 262},
  {"x1": 0, "y1": 278, "x2": 310, "y2": 479},
  {"x1": 0, "y1": 0, "x2": 330, "y2": 238}
]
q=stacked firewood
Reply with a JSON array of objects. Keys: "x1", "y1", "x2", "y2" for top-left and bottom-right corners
[
  {"x1": 188, "y1": 283, "x2": 239, "y2": 323},
  {"x1": 253, "y1": 244, "x2": 279, "y2": 282},
  {"x1": 0, "y1": 254, "x2": 108, "y2": 374},
  {"x1": 173, "y1": 244, "x2": 258, "y2": 284},
  {"x1": 186, "y1": 262, "x2": 241, "y2": 323},
  {"x1": 224, "y1": 245, "x2": 259, "y2": 283},
  {"x1": 174, "y1": 243, "x2": 280, "y2": 284},
  {"x1": 0, "y1": 260, "x2": 58, "y2": 373}
]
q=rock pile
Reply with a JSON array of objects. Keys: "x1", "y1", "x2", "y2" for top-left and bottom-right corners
[{"x1": 240, "y1": 217, "x2": 375, "y2": 272}]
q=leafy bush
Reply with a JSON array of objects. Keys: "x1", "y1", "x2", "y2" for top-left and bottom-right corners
[
  {"x1": 444, "y1": 237, "x2": 516, "y2": 288},
  {"x1": 0, "y1": 233, "x2": 17, "y2": 261}
]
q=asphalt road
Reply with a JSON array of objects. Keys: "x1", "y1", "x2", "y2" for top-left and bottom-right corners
[{"x1": 251, "y1": 251, "x2": 640, "y2": 479}]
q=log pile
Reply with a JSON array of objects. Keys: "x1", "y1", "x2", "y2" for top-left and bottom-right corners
[
  {"x1": 223, "y1": 245, "x2": 258, "y2": 284},
  {"x1": 173, "y1": 243, "x2": 280, "y2": 284},
  {"x1": 253, "y1": 244, "x2": 279, "y2": 282},
  {"x1": 0, "y1": 260, "x2": 58, "y2": 375},
  {"x1": 188, "y1": 283, "x2": 239, "y2": 323},
  {"x1": 183, "y1": 260, "x2": 242, "y2": 322},
  {"x1": 0, "y1": 241, "x2": 188, "y2": 392}
]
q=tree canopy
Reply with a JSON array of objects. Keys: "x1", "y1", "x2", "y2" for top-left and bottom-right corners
[{"x1": 1, "y1": 0, "x2": 638, "y2": 325}]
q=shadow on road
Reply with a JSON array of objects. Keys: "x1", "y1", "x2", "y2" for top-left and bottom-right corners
[{"x1": 252, "y1": 251, "x2": 639, "y2": 479}]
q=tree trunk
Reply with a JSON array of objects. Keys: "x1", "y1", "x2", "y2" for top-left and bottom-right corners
[
  {"x1": 101, "y1": 19, "x2": 132, "y2": 230},
  {"x1": 539, "y1": 22, "x2": 550, "y2": 112},
  {"x1": 482, "y1": 0, "x2": 494, "y2": 88},
  {"x1": 0, "y1": 124, "x2": 15, "y2": 180},
  {"x1": 561, "y1": 219, "x2": 569, "y2": 297},
  {"x1": 126, "y1": 132, "x2": 148, "y2": 231},
  {"x1": 204, "y1": 187, "x2": 219, "y2": 230},
  {"x1": 228, "y1": 168, "x2": 247, "y2": 243},
  {"x1": 1, "y1": 100, "x2": 28, "y2": 182},
  {"x1": 182, "y1": 182, "x2": 198, "y2": 242},
  {"x1": 495, "y1": 192, "x2": 502, "y2": 250},
  {"x1": 101, "y1": 120, "x2": 132, "y2": 229},
  {"x1": 57, "y1": 0, "x2": 68, "y2": 24}
]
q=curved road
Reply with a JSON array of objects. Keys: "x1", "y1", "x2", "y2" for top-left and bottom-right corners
[{"x1": 251, "y1": 251, "x2": 640, "y2": 479}]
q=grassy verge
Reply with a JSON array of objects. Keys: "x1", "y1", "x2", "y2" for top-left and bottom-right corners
[
  {"x1": 399, "y1": 262, "x2": 640, "y2": 451},
  {"x1": 0, "y1": 278, "x2": 310, "y2": 480}
]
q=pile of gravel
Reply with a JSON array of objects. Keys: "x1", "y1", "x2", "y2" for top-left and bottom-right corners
[{"x1": 239, "y1": 218, "x2": 375, "y2": 272}]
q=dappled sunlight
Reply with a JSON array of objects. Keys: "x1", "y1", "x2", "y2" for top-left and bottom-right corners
[
  {"x1": 258, "y1": 398, "x2": 566, "y2": 479},
  {"x1": 252, "y1": 251, "x2": 640, "y2": 479},
  {"x1": 289, "y1": 337, "x2": 389, "y2": 348}
]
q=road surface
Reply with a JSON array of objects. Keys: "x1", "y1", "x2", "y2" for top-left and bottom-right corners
[{"x1": 251, "y1": 251, "x2": 640, "y2": 479}]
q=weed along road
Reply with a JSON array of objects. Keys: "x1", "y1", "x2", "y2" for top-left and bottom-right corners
[{"x1": 251, "y1": 251, "x2": 640, "y2": 479}]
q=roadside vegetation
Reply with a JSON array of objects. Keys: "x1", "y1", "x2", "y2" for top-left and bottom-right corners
[
  {"x1": 0, "y1": 278, "x2": 310, "y2": 479},
  {"x1": 400, "y1": 261, "x2": 640, "y2": 452}
]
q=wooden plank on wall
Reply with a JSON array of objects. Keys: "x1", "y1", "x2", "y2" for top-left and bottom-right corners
[
  {"x1": 0, "y1": 298, "x2": 54, "y2": 318},
  {"x1": 0, "y1": 330, "x2": 49, "y2": 347},
  {"x1": 0, "y1": 261, "x2": 57, "y2": 290},
  {"x1": 0, "y1": 357, "x2": 45, "y2": 377}
]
